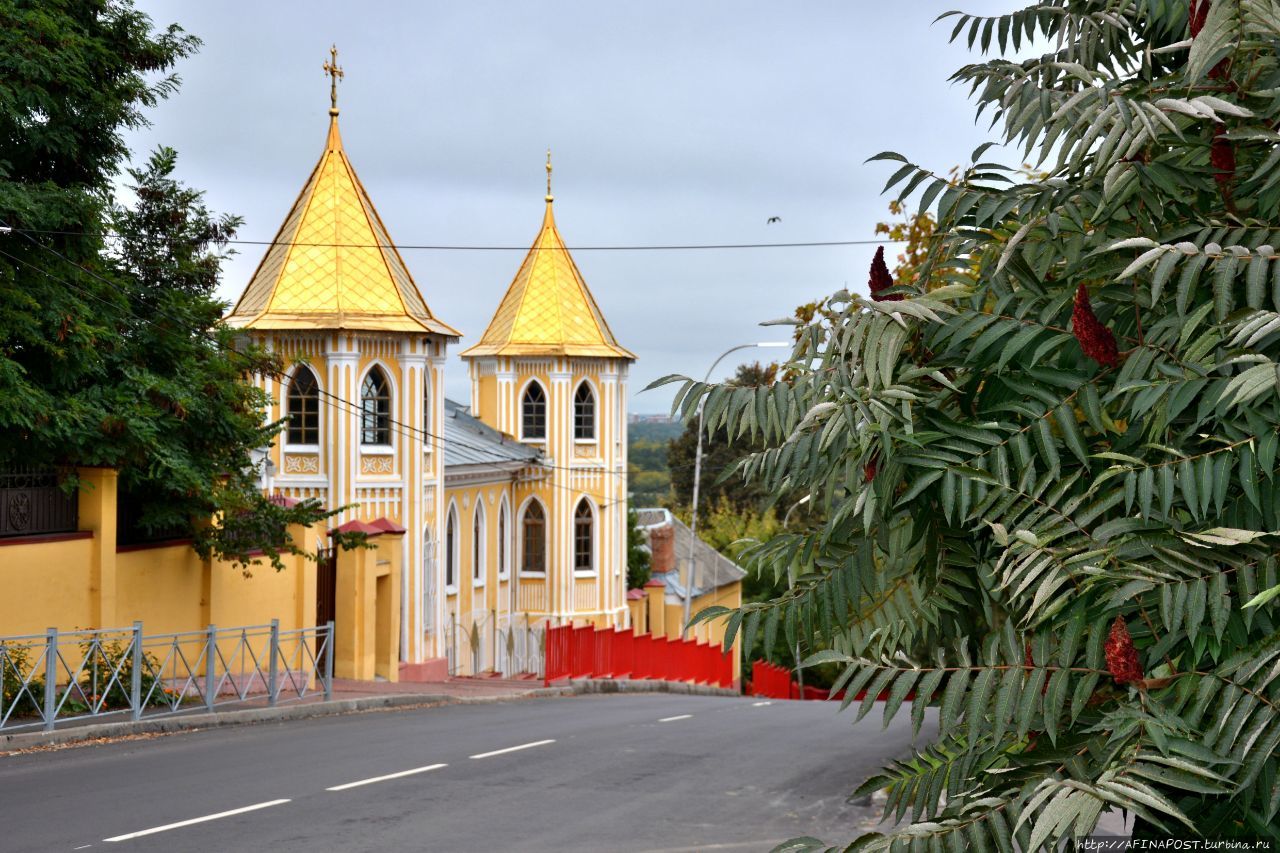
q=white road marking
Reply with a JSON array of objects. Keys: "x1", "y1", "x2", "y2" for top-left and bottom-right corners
[
  {"x1": 752, "y1": 701, "x2": 772, "y2": 707},
  {"x1": 469, "y1": 739, "x2": 555, "y2": 759},
  {"x1": 659, "y1": 714, "x2": 693, "y2": 722},
  {"x1": 102, "y1": 799, "x2": 291, "y2": 843},
  {"x1": 74, "y1": 846, "x2": 92, "y2": 850},
  {"x1": 326, "y1": 763, "x2": 448, "y2": 791}
]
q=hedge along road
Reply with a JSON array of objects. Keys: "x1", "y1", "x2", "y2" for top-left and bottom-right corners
[{"x1": 2, "y1": 692, "x2": 935, "y2": 852}]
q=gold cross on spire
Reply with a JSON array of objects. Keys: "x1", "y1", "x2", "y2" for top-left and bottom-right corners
[
  {"x1": 545, "y1": 148, "x2": 554, "y2": 203},
  {"x1": 323, "y1": 44, "x2": 344, "y2": 115}
]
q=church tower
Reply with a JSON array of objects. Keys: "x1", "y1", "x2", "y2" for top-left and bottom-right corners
[
  {"x1": 461, "y1": 154, "x2": 635, "y2": 628},
  {"x1": 225, "y1": 49, "x2": 458, "y2": 663}
]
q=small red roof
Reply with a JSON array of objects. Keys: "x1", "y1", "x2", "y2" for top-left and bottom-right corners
[
  {"x1": 626, "y1": 588, "x2": 645, "y2": 600},
  {"x1": 329, "y1": 519, "x2": 383, "y2": 537},
  {"x1": 369, "y1": 517, "x2": 406, "y2": 534},
  {"x1": 643, "y1": 578, "x2": 667, "y2": 589}
]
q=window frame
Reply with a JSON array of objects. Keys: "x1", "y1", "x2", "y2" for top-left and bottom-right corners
[
  {"x1": 285, "y1": 365, "x2": 321, "y2": 448},
  {"x1": 573, "y1": 381, "x2": 596, "y2": 442},
  {"x1": 520, "y1": 380, "x2": 547, "y2": 442},
  {"x1": 445, "y1": 503, "x2": 459, "y2": 593},
  {"x1": 497, "y1": 499, "x2": 509, "y2": 579},
  {"x1": 360, "y1": 365, "x2": 393, "y2": 447},
  {"x1": 573, "y1": 498, "x2": 595, "y2": 576},
  {"x1": 472, "y1": 500, "x2": 486, "y2": 588},
  {"x1": 519, "y1": 498, "x2": 547, "y2": 577}
]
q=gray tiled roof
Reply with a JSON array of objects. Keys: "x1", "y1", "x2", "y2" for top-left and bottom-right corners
[
  {"x1": 634, "y1": 507, "x2": 747, "y2": 597},
  {"x1": 443, "y1": 399, "x2": 542, "y2": 470}
]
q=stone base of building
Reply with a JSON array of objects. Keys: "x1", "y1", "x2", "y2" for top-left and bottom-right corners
[{"x1": 399, "y1": 658, "x2": 450, "y2": 682}]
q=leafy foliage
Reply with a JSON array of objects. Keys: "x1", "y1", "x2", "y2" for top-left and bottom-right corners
[
  {"x1": 664, "y1": 1, "x2": 1280, "y2": 847},
  {"x1": 0, "y1": 2, "x2": 340, "y2": 569},
  {"x1": 668, "y1": 361, "x2": 785, "y2": 515},
  {"x1": 626, "y1": 507, "x2": 652, "y2": 590}
]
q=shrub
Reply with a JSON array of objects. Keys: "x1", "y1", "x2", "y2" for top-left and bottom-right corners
[{"x1": 665, "y1": 2, "x2": 1280, "y2": 847}]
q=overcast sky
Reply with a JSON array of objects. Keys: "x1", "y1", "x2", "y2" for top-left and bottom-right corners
[{"x1": 125, "y1": 0, "x2": 1009, "y2": 413}]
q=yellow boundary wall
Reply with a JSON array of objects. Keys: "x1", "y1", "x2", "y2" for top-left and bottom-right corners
[{"x1": 0, "y1": 468, "x2": 318, "y2": 639}]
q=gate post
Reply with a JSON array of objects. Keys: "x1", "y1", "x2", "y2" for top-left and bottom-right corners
[
  {"x1": 43, "y1": 627, "x2": 57, "y2": 732},
  {"x1": 324, "y1": 620, "x2": 335, "y2": 701},
  {"x1": 130, "y1": 621, "x2": 143, "y2": 720},
  {"x1": 205, "y1": 624, "x2": 217, "y2": 712},
  {"x1": 268, "y1": 619, "x2": 280, "y2": 707}
]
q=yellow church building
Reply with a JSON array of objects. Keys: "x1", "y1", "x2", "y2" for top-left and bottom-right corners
[
  {"x1": 223, "y1": 55, "x2": 634, "y2": 676},
  {"x1": 0, "y1": 53, "x2": 740, "y2": 688}
]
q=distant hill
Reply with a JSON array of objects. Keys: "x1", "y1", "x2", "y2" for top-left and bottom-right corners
[
  {"x1": 629, "y1": 420, "x2": 682, "y2": 444},
  {"x1": 627, "y1": 419, "x2": 683, "y2": 507}
]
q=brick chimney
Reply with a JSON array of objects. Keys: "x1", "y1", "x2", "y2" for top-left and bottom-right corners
[{"x1": 649, "y1": 524, "x2": 675, "y2": 575}]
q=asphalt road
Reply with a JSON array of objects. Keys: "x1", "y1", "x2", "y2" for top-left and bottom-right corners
[{"x1": 1, "y1": 693, "x2": 935, "y2": 853}]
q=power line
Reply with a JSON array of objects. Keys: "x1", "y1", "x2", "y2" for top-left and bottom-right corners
[
  {"x1": 0, "y1": 225, "x2": 741, "y2": 482},
  {"x1": 0, "y1": 234, "x2": 550, "y2": 468},
  {"x1": 8, "y1": 226, "x2": 905, "y2": 252}
]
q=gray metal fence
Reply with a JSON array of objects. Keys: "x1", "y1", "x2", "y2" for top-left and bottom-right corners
[
  {"x1": 443, "y1": 612, "x2": 544, "y2": 678},
  {"x1": 0, "y1": 620, "x2": 333, "y2": 733}
]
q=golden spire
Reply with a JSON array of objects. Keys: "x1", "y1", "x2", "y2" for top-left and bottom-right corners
[
  {"x1": 323, "y1": 44, "x2": 343, "y2": 116},
  {"x1": 223, "y1": 50, "x2": 459, "y2": 339},
  {"x1": 545, "y1": 148, "x2": 554, "y2": 203},
  {"x1": 461, "y1": 156, "x2": 633, "y2": 360}
]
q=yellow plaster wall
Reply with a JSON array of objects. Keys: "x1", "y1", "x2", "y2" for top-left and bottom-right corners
[
  {"x1": 443, "y1": 482, "x2": 509, "y2": 620},
  {"x1": 2, "y1": 468, "x2": 324, "y2": 642},
  {"x1": 0, "y1": 537, "x2": 96, "y2": 635},
  {"x1": 658, "y1": 581, "x2": 743, "y2": 681},
  {"x1": 115, "y1": 545, "x2": 204, "y2": 633},
  {"x1": 207, "y1": 554, "x2": 309, "y2": 632}
]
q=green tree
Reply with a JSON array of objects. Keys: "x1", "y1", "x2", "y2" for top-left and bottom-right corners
[
  {"x1": 665, "y1": 2, "x2": 1280, "y2": 847},
  {"x1": 625, "y1": 507, "x2": 651, "y2": 591},
  {"x1": 668, "y1": 362, "x2": 783, "y2": 516},
  {"x1": 0, "y1": 2, "x2": 339, "y2": 568}
]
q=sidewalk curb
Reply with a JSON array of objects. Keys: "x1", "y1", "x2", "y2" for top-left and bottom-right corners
[{"x1": 0, "y1": 679, "x2": 736, "y2": 753}]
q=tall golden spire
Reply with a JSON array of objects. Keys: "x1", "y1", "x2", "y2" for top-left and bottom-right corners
[
  {"x1": 323, "y1": 44, "x2": 343, "y2": 116},
  {"x1": 460, "y1": 154, "x2": 633, "y2": 360},
  {"x1": 545, "y1": 148, "x2": 553, "y2": 203},
  {"x1": 223, "y1": 48, "x2": 459, "y2": 338}
]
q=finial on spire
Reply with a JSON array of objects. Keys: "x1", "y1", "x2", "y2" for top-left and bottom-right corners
[
  {"x1": 545, "y1": 148, "x2": 554, "y2": 203},
  {"x1": 323, "y1": 44, "x2": 344, "y2": 116}
]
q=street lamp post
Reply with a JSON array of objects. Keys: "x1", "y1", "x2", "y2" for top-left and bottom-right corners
[{"x1": 682, "y1": 341, "x2": 789, "y2": 638}]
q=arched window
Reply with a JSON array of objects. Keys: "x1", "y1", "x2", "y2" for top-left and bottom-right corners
[
  {"x1": 521, "y1": 501, "x2": 546, "y2": 574},
  {"x1": 445, "y1": 506, "x2": 458, "y2": 589},
  {"x1": 522, "y1": 382, "x2": 546, "y2": 440},
  {"x1": 473, "y1": 503, "x2": 486, "y2": 584},
  {"x1": 497, "y1": 502, "x2": 508, "y2": 577},
  {"x1": 573, "y1": 382, "x2": 595, "y2": 441},
  {"x1": 287, "y1": 367, "x2": 320, "y2": 445},
  {"x1": 361, "y1": 367, "x2": 391, "y2": 445},
  {"x1": 574, "y1": 499, "x2": 593, "y2": 573}
]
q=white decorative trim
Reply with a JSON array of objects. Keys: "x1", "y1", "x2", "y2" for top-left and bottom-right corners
[{"x1": 283, "y1": 454, "x2": 320, "y2": 474}]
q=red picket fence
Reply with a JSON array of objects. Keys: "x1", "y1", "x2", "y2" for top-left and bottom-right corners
[
  {"x1": 748, "y1": 659, "x2": 913, "y2": 702},
  {"x1": 544, "y1": 625, "x2": 734, "y2": 688}
]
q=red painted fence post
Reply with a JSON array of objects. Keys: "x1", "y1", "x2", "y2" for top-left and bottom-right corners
[{"x1": 544, "y1": 624, "x2": 573, "y2": 686}]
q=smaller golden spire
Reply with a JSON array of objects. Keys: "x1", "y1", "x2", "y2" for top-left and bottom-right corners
[
  {"x1": 545, "y1": 148, "x2": 554, "y2": 203},
  {"x1": 323, "y1": 44, "x2": 344, "y2": 116}
]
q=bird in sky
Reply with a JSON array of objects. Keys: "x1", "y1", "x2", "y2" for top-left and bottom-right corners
[{"x1": 766, "y1": 216, "x2": 781, "y2": 224}]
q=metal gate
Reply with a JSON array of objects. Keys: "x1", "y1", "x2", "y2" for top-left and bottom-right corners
[{"x1": 316, "y1": 547, "x2": 337, "y2": 673}]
